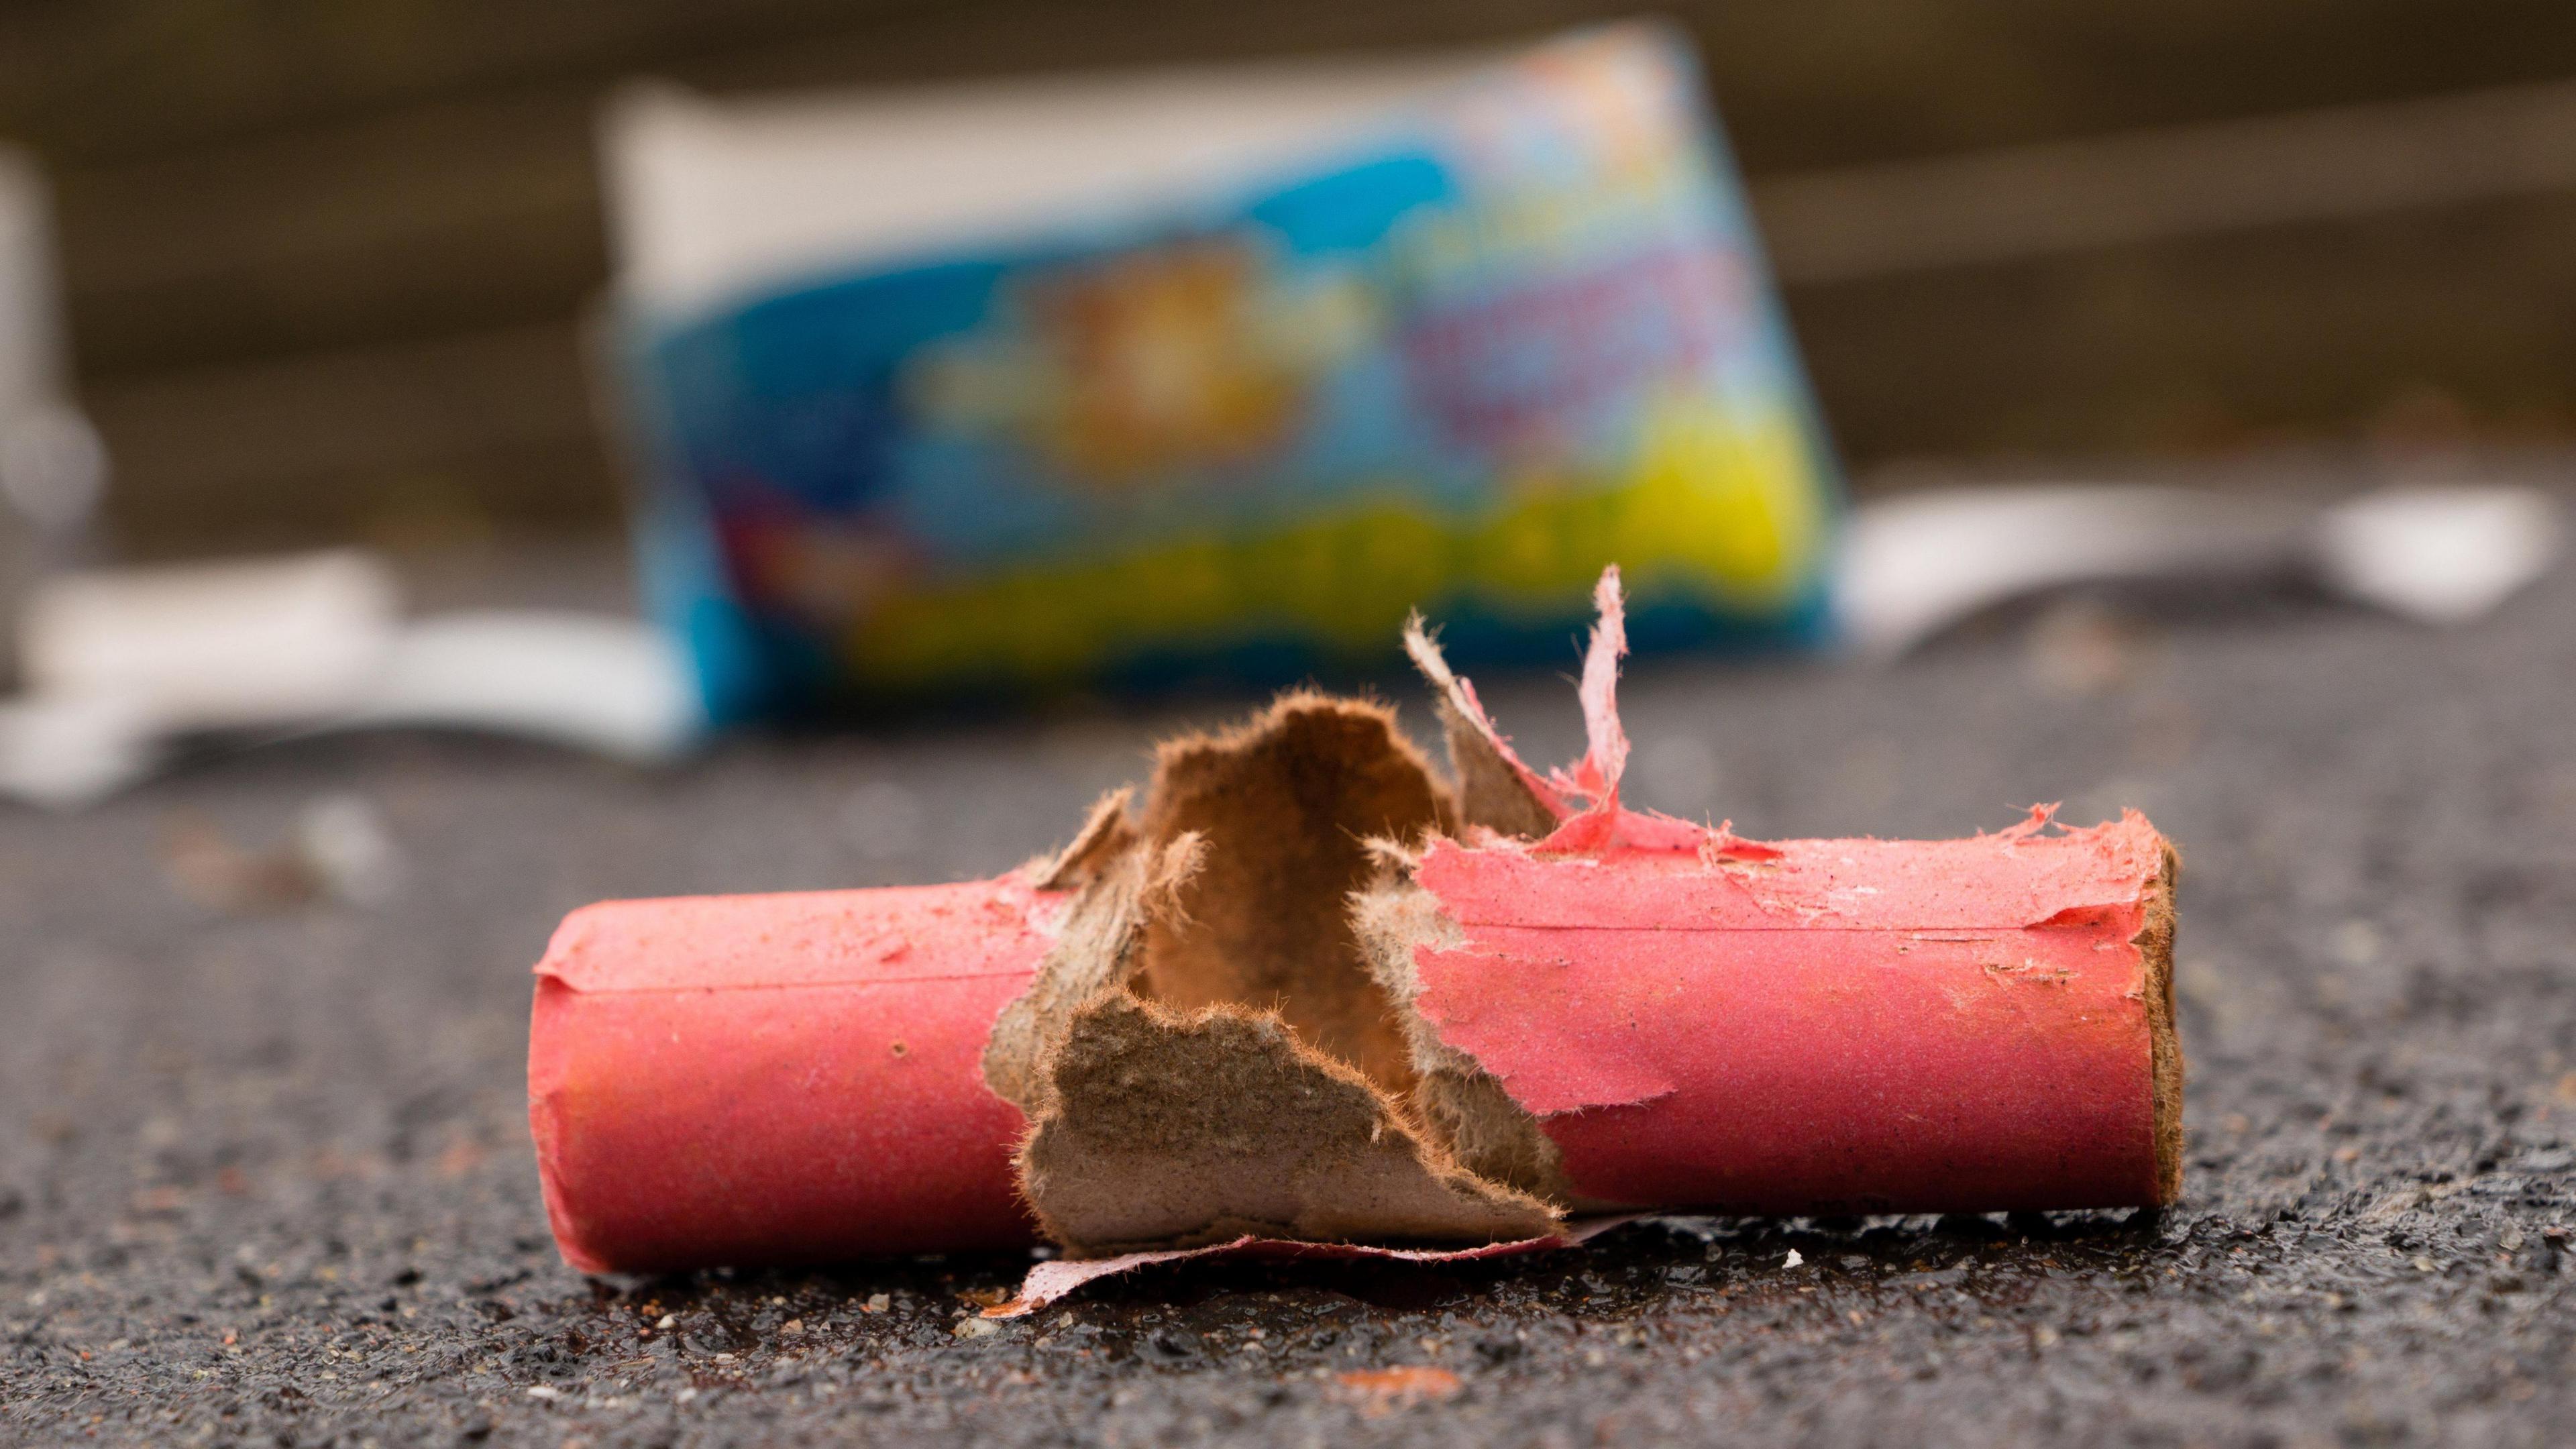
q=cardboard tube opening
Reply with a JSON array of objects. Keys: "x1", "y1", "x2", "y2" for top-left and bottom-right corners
[{"x1": 979, "y1": 694, "x2": 1559, "y2": 1258}]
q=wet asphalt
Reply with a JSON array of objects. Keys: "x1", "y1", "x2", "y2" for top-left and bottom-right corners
[{"x1": 3, "y1": 555, "x2": 2573, "y2": 1446}]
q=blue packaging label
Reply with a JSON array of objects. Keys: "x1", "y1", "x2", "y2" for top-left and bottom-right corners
[{"x1": 621, "y1": 25, "x2": 1840, "y2": 716}]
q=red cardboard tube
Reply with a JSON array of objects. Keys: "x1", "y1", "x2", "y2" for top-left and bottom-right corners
[
  {"x1": 529, "y1": 814, "x2": 2174, "y2": 1271},
  {"x1": 527, "y1": 572, "x2": 2178, "y2": 1275},
  {"x1": 1405, "y1": 810, "x2": 2179, "y2": 1216},
  {"x1": 528, "y1": 878, "x2": 1059, "y2": 1273}
]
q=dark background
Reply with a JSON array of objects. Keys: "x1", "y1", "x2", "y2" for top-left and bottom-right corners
[{"x1": 7, "y1": 0, "x2": 2575, "y2": 555}]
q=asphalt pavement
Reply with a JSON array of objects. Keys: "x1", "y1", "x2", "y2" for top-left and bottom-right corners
[{"x1": 3, "y1": 551, "x2": 2573, "y2": 1446}]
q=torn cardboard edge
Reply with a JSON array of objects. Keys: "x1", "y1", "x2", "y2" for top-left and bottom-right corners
[
  {"x1": 979, "y1": 569, "x2": 1663, "y2": 1260},
  {"x1": 2140, "y1": 837, "x2": 2186, "y2": 1203},
  {"x1": 980, "y1": 564, "x2": 2181, "y2": 1270},
  {"x1": 981, "y1": 687, "x2": 1566, "y2": 1260}
]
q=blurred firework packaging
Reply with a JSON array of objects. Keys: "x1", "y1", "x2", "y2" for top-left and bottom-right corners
[{"x1": 603, "y1": 24, "x2": 1839, "y2": 717}]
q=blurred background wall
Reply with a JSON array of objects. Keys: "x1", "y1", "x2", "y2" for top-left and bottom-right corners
[{"x1": 3, "y1": 0, "x2": 2572, "y2": 557}]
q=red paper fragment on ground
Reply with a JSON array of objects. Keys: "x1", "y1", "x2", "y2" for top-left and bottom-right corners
[
  {"x1": 1407, "y1": 810, "x2": 2172, "y2": 1214},
  {"x1": 529, "y1": 877, "x2": 1059, "y2": 1272},
  {"x1": 1333, "y1": 1365, "x2": 1466, "y2": 1415},
  {"x1": 987, "y1": 1217, "x2": 1640, "y2": 1316}
]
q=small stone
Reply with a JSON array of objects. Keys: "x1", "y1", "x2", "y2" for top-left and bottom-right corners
[
  {"x1": 864, "y1": 1293, "x2": 890, "y2": 1313},
  {"x1": 954, "y1": 1318, "x2": 1000, "y2": 1340}
]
